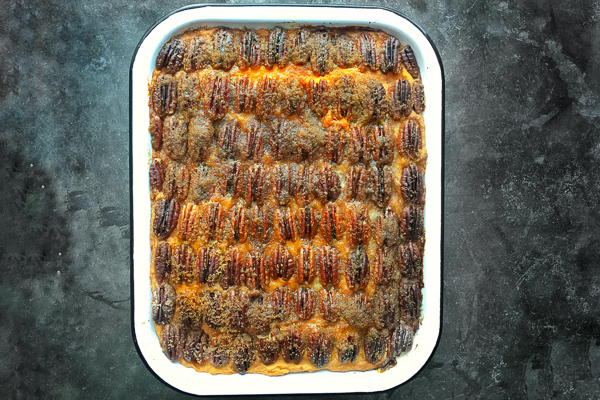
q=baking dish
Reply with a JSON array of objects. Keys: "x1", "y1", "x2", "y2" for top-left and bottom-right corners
[{"x1": 130, "y1": 5, "x2": 443, "y2": 395}]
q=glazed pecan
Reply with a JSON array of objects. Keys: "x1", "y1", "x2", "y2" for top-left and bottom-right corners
[
  {"x1": 153, "y1": 198, "x2": 180, "y2": 240},
  {"x1": 174, "y1": 164, "x2": 190, "y2": 202},
  {"x1": 399, "y1": 119, "x2": 422, "y2": 160},
  {"x1": 212, "y1": 28, "x2": 236, "y2": 71},
  {"x1": 346, "y1": 248, "x2": 370, "y2": 290},
  {"x1": 343, "y1": 292, "x2": 371, "y2": 329},
  {"x1": 296, "y1": 206, "x2": 319, "y2": 239},
  {"x1": 232, "y1": 334, "x2": 255, "y2": 374},
  {"x1": 150, "y1": 115, "x2": 163, "y2": 150},
  {"x1": 315, "y1": 166, "x2": 341, "y2": 203},
  {"x1": 317, "y1": 246, "x2": 340, "y2": 287},
  {"x1": 399, "y1": 242, "x2": 423, "y2": 277},
  {"x1": 229, "y1": 204, "x2": 247, "y2": 243},
  {"x1": 267, "y1": 26, "x2": 289, "y2": 68},
  {"x1": 172, "y1": 244, "x2": 196, "y2": 284},
  {"x1": 163, "y1": 114, "x2": 188, "y2": 161},
  {"x1": 270, "y1": 245, "x2": 295, "y2": 282},
  {"x1": 331, "y1": 33, "x2": 360, "y2": 68},
  {"x1": 338, "y1": 333, "x2": 359, "y2": 364},
  {"x1": 189, "y1": 165, "x2": 214, "y2": 203},
  {"x1": 257, "y1": 335, "x2": 280, "y2": 365},
  {"x1": 345, "y1": 165, "x2": 369, "y2": 201},
  {"x1": 178, "y1": 203, "x2": 200, "y2": 242},
  {"x1": 280, "y1": 77, "x2": 305, "y2": 116},
  {"x1": 203, "y1": 202, "x2": 224, "y2": 242},
  {"x1": 307, "y1": 331, "x2": 334, "y2": 368},
  {"x1": 242, "y1": 121, "x2": 265, "y2": 162},
  {"x1": 156, "y1": 39, "x2": 185, "y2": 73},
  {"x1": 290, "y1": 28, "x2": 311, "y2": 65},
  {"x1": 318, "y1": 289, "x2": 339, "y2": 323},
  {"x1": 372, "y1": 247, "x2": 395, "y2": 286},
  {"x1": 401, "y1": 164, "x2": 424, "y2": 204},
  {"x1": 247, "y1": 205, "x2": 271, "y2": 243},
  {"x1": 177, "y1": 72, "x2": 201, "y2": 113},
  {"x1": 412, "y1": 81, "x2": 425, "y2": 113},
  {"x1": 154, "y1": 242, "x2": 172, "y2": 285},
  {"x1": 364, "y1": 328, "x2": 386, "y2": 364},
  {"x1": 368, "y1": 80, "x2": 388, "y2": 122},
  {"x1": 335, "y1": 75, "x2": 355, "y2": 119},
  {"x1": 188, "y1": 116, "x2": 213, "y2": 163},
  {"x1": 325, "y1": 129, "x2": 346, "y2": 164},
  {"x1": 347, "y1": 205, "x2": 371, "y2": 246},
  {"x1": 390, "y1": 78, "x2": 413, "y2": 120},
  {"x1": 347, "y1": 126, "x2": 370, "y2": 164},
  {"x1": 205, "y1": 73, "x2": 230, "y2": 120},
  {"x1": 370, "y1": 124, "x2": 394, "y2": 165},
  {"x1": 209, "y1": 335, "x2": 230, "y2": 367},
  {"x1": 358, "y1": 33, "x2": 378, "y2": 71},
  {"x1": 185, "y1": 35, "x2": 212, "y2": 71},
  {"x1": 297, "y1": 245, "x2": 317, "y2": 285},
  {"x1": 223, "y1": 247, "x2": 244, "y2": 288},
  {"x1": 389, "y1": 323, "x2": 414, "y2": 359},
  {"x1": 380, "y1": 36, "x2": 401, "y2": 74},
  {"x1": 163, "y1": 163, "x2": 176, "y2": 200},
  {"x1": 320, "y1": 202, "x2": 344, "y2": 242},
  {"x1": 234, "y1": 75, "x2": 256, "y2": 113},
  {"x1": 371, "y1": 289, "x2": 399, "y2": 329},
  {"x1": 205, "y1": 291, "x2": 227, "y2": 330},
  {"x1": 274, "y1": 207, "x2": 297, "y2": 243},
  {"x1": 228, "y1": 290, "x2": 250, "y2": 332},
  {"x1": 256, "y1": 76, "x2": 279, "y2": 118},
  {"x1": 224, "y1": 161, "x2": 244, "y2": 198},
  {"x1": 307, "y1": 78, "x2": 330, "y2": 117},
  {"x1": 400, "y1": 281, "x2": 422, "y2": 330},
  {"x1": 400, "y1": 204, "x2": 424, "y2": 242},
  {"x1": 400, "y1": 45, "x2": 420, "y2": 78},
  {"x1": 270, "y1": 287, "x2": 292, "y2": 321},
  {"x1": 195, "y1": 248, "x2": 220, "y2": 286},
  {"x1": 310, "y1": 30, "x2": 333, "y2": 76},
  {"x1": 183, "y1": 330, "x2": 209, "y2": 363},
  {"x1": 282, "y1": 329, "x2": 305, "y2": 364},
  {"x1": 294, "y1": 164, "x2": 316, "y2": 206},
  {"x1": 149, "y1": 159, "x2": 164, "y2": 192},
  {"x1": 370, "y1": 165, "x2": 392, "y2": 208},
  {"x1": 151, "y1": 283, "x2": 176, "y2": 325},
  {"x1": 244, "y1": 250, "x2": 269, "y2": 290},
  {"x1": 245, "y1": 164, "x2": 269, "y2": 204},
  {"x1": 293, "y1": 288, "x2": 316, "y2": 320},
  {"x1": 151, "y1": 74, "x2": 177, "y2": 117},
  {"x1": 239, "y1": 30, "x2": 262, "y2": 70},
  {"x1": 374, "y1": 208, "x2": 400, "y2": 246},
  {"x1": 161, "y1": 324, "x2": 184, "y2": 361},
  {"x1": 272, "y1": 164, "x2": 294, "y2": 206}
]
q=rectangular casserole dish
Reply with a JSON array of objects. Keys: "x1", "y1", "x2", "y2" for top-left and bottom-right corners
[{"x1": 130, "y1": 5, "x2": 443, "y2": 395}]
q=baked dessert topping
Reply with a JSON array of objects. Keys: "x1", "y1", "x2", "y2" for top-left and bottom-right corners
[{"x1": 148, "y1": 25, "x2": 426, "y2": 375}]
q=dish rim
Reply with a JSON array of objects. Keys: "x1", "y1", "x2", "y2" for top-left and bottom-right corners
[{"x1": 129, "y1": 4, "x2": 445, "y2": 396}]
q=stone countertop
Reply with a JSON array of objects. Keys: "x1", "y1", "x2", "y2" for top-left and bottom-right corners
[{"x1": 1, "y1": 0, "x2": 599, "y2": 398}]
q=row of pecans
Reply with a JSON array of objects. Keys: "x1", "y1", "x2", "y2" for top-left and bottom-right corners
[{"x1": 156, "y1": 27, "x2": 421, "y2": 78}]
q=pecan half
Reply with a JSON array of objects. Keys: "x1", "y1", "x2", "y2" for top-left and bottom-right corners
[
  {"x1": 209, "y1": 335, "x2": 230, "y2": 367},
  {"x1": 400, "y1": 204, "x2": 424, "y2": 241},
  {"x1": 149, "y1": 159, "x2": 164, "y2": 192},
  {"x1": 390, "y1": 78, "x2": 413, "y2": 119},
  {"x1": 317, "y1": 246, "x2": 340, "y2": 287},
  {"x1": 347, "y1": 126, "x2": 370, "y2": 164},
  {"x1": 310, "y1": 30, "x2": 333, "y2": 76},
  {"x1": 371, "y1": 289, "x2": 399, "y2": 329},
  {"x1": 293, "y1": 288, "x2": 316, "y2": 320},
  {"x1": 163, "y1": 114, "x2": 188, "y2": 161},
  {"x1": 232, "y1": 334, "x2": 255, "y2": 374},
  {"x1": 345, "y1": 165, "x2": 369, "y2": 201},
  {"x1": 224, "y1": 161, "x2": 244, "y2": 198},
  {"x1": 271, "y1": 120, "x2": 295, "y2": 161},
  {"x1": 280, "y1": 77, "x2": 305, "y2": 116},
  {"x1": 270, "y1": 245, "x2": 295, "y2": 282},
  {"x1": 364, "y1": 328, "x2": 386, "y2": 364},
  {"x1": 400, "y1": 45, "x2": 420, "y2": 78},
  {"x1": 156, "y1": 39, "x2": 185, "y2": 74},
  {"x1": 223, "y1": 247, "x2": 244, "y2": 288},
  {"x1": 318, "y1": 289, "x2": 339, "y2": 323},
  {"x1": 154, "y1": 242, "x2": 172, "y2": 285},
  {"x1": 239, "y1": 30, "x2": 262, "y2": 70},
  {"x1": 380, "y1": 36, "x2": 401, "y2": 74},
  {"x1": 296, "y1": 206, "x2": 319, "y2": 239},
  {"x1": 315, "y1": 166, "x2": 341, "y2": 203},
  {"x1": 346, "y1": 248, "x2": 370, "y2": 290},
  {"x1": 399, "y1": 242, "x2": 423, "y2": 277},
  {"x1": 274, "y1": 207, "x2": 297, "y2": 243},
  {"x1": 245, "y1": 250, "x2": 269, "y2": 290},
  {"x1": 358, "y1": 33, "x2": 378, "y2": 71},
  {"x1": 188, "y1": 116, "x2": 213, "y2": 163},
  {"x1": 338, "y1": 333, "x2": 359, "y2": 364},
  {"x1": 163, "y1": 163, "x2": 176, "y2": 200},
  {"x1": 267, "y1": 26, "x2": 289, "y2": 68},
  {"x1": 332, "y1": 33, "x2": 360, "y2": 68},
  {"x1": 294, "y1": 164, "x2": 316, "y2": 206},
  {"x1": 343, "y1": 292, "x2": 371, "y2": 329},
  {"x1": 185, "y1": 35, "x2": 211, "y2": 71},
  {"x1": 150, "y1": 115, "x2": 163, "y2": 150},
  {"x1": 151, "y1": 74, "x2": 177, "y2": 117},
  {"x1": 228, "y1": 290, "x2": 250, "y2": 332},
  {"x1": 203, "y1": 202, "x2": 224, "y2": 242},
  {"x1": 161, "y1": 324, "x2": 184, "y2": 361},
  {"x1": 205, "y1": 73, "x2": 230, "y2": 120},
  {"x1": 401, "y1": 164, "x2": 424, "y2": 204},
  {"x1": 151, "y1": 283, "x2": 176, "y2": 325},
  {"x1": 307, "y1": 78, "x2": 330, "y2": 117},
  {"x1": 195, "y1": 248, "x2": 220, "y2": 286},
  {"x1": 245, "y1": 164, "x2": 269, "y2": 204},
  {"x1": 389, "y1": 323, "x2": 414, "y2": 359},
  {"x1": 189, "y1": 165, "x2": 215, "y2": 203},
  {"x1": 177, "y1": 72, "x2": 200, "y2": 113},
  {"x1": 325, "y1": 129, "x2": 346, "y2": 164},
  {"x1": 370, "y1": 124, "x2": 394, "y2": 165},
  {"x1": 229, "y1": 204, "x2": 247, "y2": 243},
  {"x1": 183, "y1": 330, "x2": 209, "y2": 363},
  {"x1": 290, "y1": 28, "x2": 312, "y2": 65},
  {"x1": 335, "y1": 75, "x2": 355, "y2": 119},
  {"x1": 400, "y1": 281, "x2": 422, "y2": 330},
  {"x1": 320, "y1": 202, "x2": 344, "y2": 242},
  {"x1": 174, "y1": 164, "x2": 190, "y2": 202},
  {"x1": 212, "y1": 28, "x2": 236, "y2": 71},
  {"x1": 270, "y1": 287, "x2": 292, "y2": 321},
  {"x1": 297, "y1": 245, "x2": 317, "y2": 285},
  {"x1": 372, "y1": 247, "x2": 395, "y2": 286},
  {"x1": 178, "y1": 295, "x2": 202, "y2": 331},
  {"x1": 234, "y1": 75, "x2": 256, "y2": 113},
  {"x1": 257, "y1": 335, "x2": 280, "y2": 365},
  {"x1": 370, "y1": 165, "x2": 392, "y2": 208},
  {"x1": 242, "y1": 121, "x2": 265, "y2": 161},
  {"x1": 178, "y1": 203, "x2": 200, "y2": 243},
  {"x1": 374, "y1": 208, "x2": 400, "y2": 246},
  {"x1": 413, "y1": 81, "x2": 425, "y2": 113},
  {"x1": 255, "y1": 76, "x2": 279, "y2": 118},
  {"x1": 307, "y1": 331, "x2": 334, "y2": 368},
  {"x1": 272, "y1": 164, "x2": 294, "y2": 206},
  {"x1": 368, "y1": 80, "x2": 388, "y2": 122},
  {"x1": 399, "y1": 119, "x2": 422, "y2": 160},
  {"x1": 347, "y1": 205, "x2": 371, "y2": 246},
  {"x1": 282, "y1": 329, "x2": 305, "y2": 364},
  {"x1": 153, "y1": 198, "x2": 180, "y2": 240},
  {"x1": 247, "y1": 205, "x2": 271, "y2": 243},
  {"x1": 172, "y1": 244, "x2": 196, "y2": 284},
  {"x1": 205, "y1": 291, "x2": 227, "y2": 330}
]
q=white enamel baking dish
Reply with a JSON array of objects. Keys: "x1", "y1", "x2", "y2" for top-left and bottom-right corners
[{"x1": 130, "y1": 5, "x2": 443, "y2": 395}]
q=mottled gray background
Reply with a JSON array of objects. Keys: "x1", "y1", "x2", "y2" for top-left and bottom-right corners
[{"x1": 1, "y1": 0, "x2": 599, "y2": 398}]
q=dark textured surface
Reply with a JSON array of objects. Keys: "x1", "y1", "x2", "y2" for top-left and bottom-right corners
[{"x1": 1, "y1": 0, "x2": 599, "y2": 398}]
